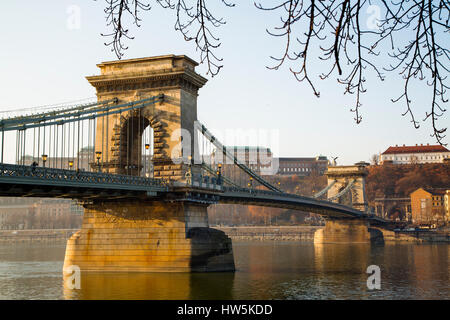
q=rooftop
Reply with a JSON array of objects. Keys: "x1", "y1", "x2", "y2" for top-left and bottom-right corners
[
  {"x1": 278, "y1": 157, "x2": 328, "y2": 162},
  {"x1": 411, "y1": 187, "x2": 450, "y2": 195},
  {"x1": 382, "y1": 144, "x2": 450, "y2": 155}
]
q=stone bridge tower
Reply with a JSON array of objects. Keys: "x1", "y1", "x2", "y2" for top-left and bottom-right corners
[
  {"x1": 325, "y1": 162, "x2": 369, "y2": 212},
  {"x1": 314, "y1": 162, "x2": 372, "y2": 244},
  {"x1": 64, "y1": 56, "x2": 235, "y2": 273},
  {"x1": 86, "y1": 55, "x2": 206, "y2": 179}
]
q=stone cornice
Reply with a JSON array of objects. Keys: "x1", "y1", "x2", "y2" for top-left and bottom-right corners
[
  {"x1": 97, "y1": 55, "x2": 199, "y2": 68},
  {"x1": 86, "y1": 67, "x2": 207, "y2": 93}
]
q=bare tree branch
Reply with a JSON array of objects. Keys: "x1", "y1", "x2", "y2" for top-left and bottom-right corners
[
  {"x1": 256, "y1": 0, "x2": 448, "y2": 145},
  {"x1": 99, "y1": 0, "x2": 449, "y2": 145},
  {"x1": 100, "y1": 0, "x2": 233, "y2": 77},
  {"x1": 100, "y1": 0, "x2": 151, "y2": 58}
]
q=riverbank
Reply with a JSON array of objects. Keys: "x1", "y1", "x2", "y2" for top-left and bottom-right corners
[
  {"x1": 215, "y1": 226, "x2": 323, "y2": 241},
  {"x1": 372, "y1": 227, "x2": 450, "y2": 243},
  {"x1": 0, "y1": 226, "x2": 448, "y2": 243},
  {"x1": 0, "y1": 227, "x2": 323, "y2": 243},
  {"x1": 0, "y1": 229, "x2": 77, "y2": 243}
]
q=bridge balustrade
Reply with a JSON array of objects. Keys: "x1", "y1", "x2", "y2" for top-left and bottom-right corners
[{"x1": 0, "y1": 163, "x2": 167, "y2": 188}]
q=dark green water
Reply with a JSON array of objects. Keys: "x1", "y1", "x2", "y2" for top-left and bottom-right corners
[{"x1": 0, "y1": 241, "x2": 448, "y2": 299}]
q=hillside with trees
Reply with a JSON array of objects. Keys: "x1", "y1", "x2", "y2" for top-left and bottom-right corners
[{"x1": 366, "y1": 163, "x2": 450, "y2": 201}]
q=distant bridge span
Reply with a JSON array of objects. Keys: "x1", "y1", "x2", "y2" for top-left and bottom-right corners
[{"x1": 218, "y1": 188, "x2": 385, "y2": 222}]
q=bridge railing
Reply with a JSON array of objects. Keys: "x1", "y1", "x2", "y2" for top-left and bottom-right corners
[
  {"x1": 222, "y1": 186, "x2": 374, "y2": 215},
  {"x1": 223, "y1": 186, "x2": 317, "y2": 201},
  {"x1": 181, "y1": 171, "x2": 224, "y2": 191},
  {"x1": 0, "y1": 163, "x2": 168, "y2": 189}
]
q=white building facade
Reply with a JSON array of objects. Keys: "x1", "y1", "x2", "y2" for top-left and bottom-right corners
[{"x1": 380, "y1": 144, "x2": 450, "y2": 164}]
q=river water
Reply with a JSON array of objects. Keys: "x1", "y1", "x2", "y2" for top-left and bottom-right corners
[{"x1": 0, "y1": 241, "x2": 448, "y2": 300}]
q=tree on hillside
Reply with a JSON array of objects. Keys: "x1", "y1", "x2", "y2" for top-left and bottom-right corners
[
  {"x1": 394, "y1": 166, "x2": 425, "y2": 195},
  {"x1": 366, "y1": 163, "x2": 450, "y2": 200},
  {"x1": 370, "y1": 154, "x2": 379, "y2": 165},
  {"x1": 100, "y1": 0, "x2": 448, "y2": 145}
]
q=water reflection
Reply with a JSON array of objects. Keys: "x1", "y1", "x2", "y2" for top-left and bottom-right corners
[
  {"x1": 63, "y1": 272, "x2": 235, "y2": 300},
  {"x1": 314, "y1": 243, "x2": 371, "y2": 273},
  {"x1": 0, "y1": 242, "x2": 449, "y2": 299}
]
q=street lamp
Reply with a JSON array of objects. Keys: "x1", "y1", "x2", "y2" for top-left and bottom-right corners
[
  {"x1": 95, "y1": 151, "x2": 102, "y2": 172},
  {"x1": 144, "y1": 144, "x2": 150, "y2": 176},
  {"x1": 68, "y1": 160, "x2": 74, "y2": 169},
  {"x1": 216, "y1": 163, "x2": 222, "y2": 185},
  {"x1": 248, "y1": 177, "x2": 253, "y2": 189},
  {"x1": 41, "y1": 154, "x2": 47, "y2": 168}
]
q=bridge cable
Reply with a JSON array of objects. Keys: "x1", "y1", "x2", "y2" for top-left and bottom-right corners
[
  {"x1": 0, "y1": 96, "x2": 163, "y2": 132},
  {"x1": 1, "y1": 95, "x2": 164, "y2": 171},
  {"x1": 195, "y1": 121, "x2": 282, "y2": 193},
  {"x1": 1, "y1": 128, "x2": 3, "y2": 163},
  {"x1": 327, "y1": 179, "x2": 356, "y2": 201},
  {"x1": 313, "y1": 180, "x2": 337, "y2": 198},
  {"x1": 0, "y1": 96, "x2": 145, "y2": 131},
  {"x1": 0, "y1": 98, "x2": 116, "y2": 128}
]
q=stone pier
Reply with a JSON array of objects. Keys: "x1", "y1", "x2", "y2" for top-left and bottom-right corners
[
  {"x1": 313, "y1": 218, "x2": 372, "y2": 244},
  {"x1": 64, "y1": 201, "x2": 235, "y2": 272}
]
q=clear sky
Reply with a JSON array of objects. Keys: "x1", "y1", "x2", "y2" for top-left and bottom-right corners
[{"x1": 0, "y1": 1, "x2": 447, "y2": 165}]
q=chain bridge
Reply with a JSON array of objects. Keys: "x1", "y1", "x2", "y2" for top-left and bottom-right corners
[{"x1": 0, "y1": 55, "x2": 388, "y2": 272}]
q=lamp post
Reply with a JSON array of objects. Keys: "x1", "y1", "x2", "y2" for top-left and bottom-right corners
[
  {"x1": 248, "y1": 177, "x2": 253, "y2": 189},
  {"x1": 41, "y1": 154, "x2": 47, "y2": 168},
  {"x1": 95, "y1": 151, "x2": 102, "y2": 172},
  {"x1": 216, "y1": 163, "x2": 222, "y2": 185},
  {"x1": 188, "y1": 155, "x2": 193, "y2": 174},
  {"x1": 68, "y1": 160, "x2": 74, "y2": 170},
  {"x1": 145, "y1": 143, "x2": 150, "y2": 177}
]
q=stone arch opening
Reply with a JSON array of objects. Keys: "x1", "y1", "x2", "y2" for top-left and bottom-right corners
[
  {"x1": 120, "y1": 115, "x2": 151, "y2": 176},
  {"x1": 388, "y1": 206, "x2": 405, "y2": 221}
]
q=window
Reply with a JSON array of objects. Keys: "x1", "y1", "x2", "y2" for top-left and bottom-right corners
[{"x1": 421, "y1": 200, "x2": 426, "y2": 208}]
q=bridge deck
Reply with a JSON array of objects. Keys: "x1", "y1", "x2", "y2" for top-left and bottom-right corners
[{"x1": 0, "y1": 163, "x2": 387, "y2": 223}]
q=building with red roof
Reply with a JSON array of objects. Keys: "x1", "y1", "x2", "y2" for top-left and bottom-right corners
[{"x1": 380, "y1": 144, "x2": 450, "y2": 164}]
